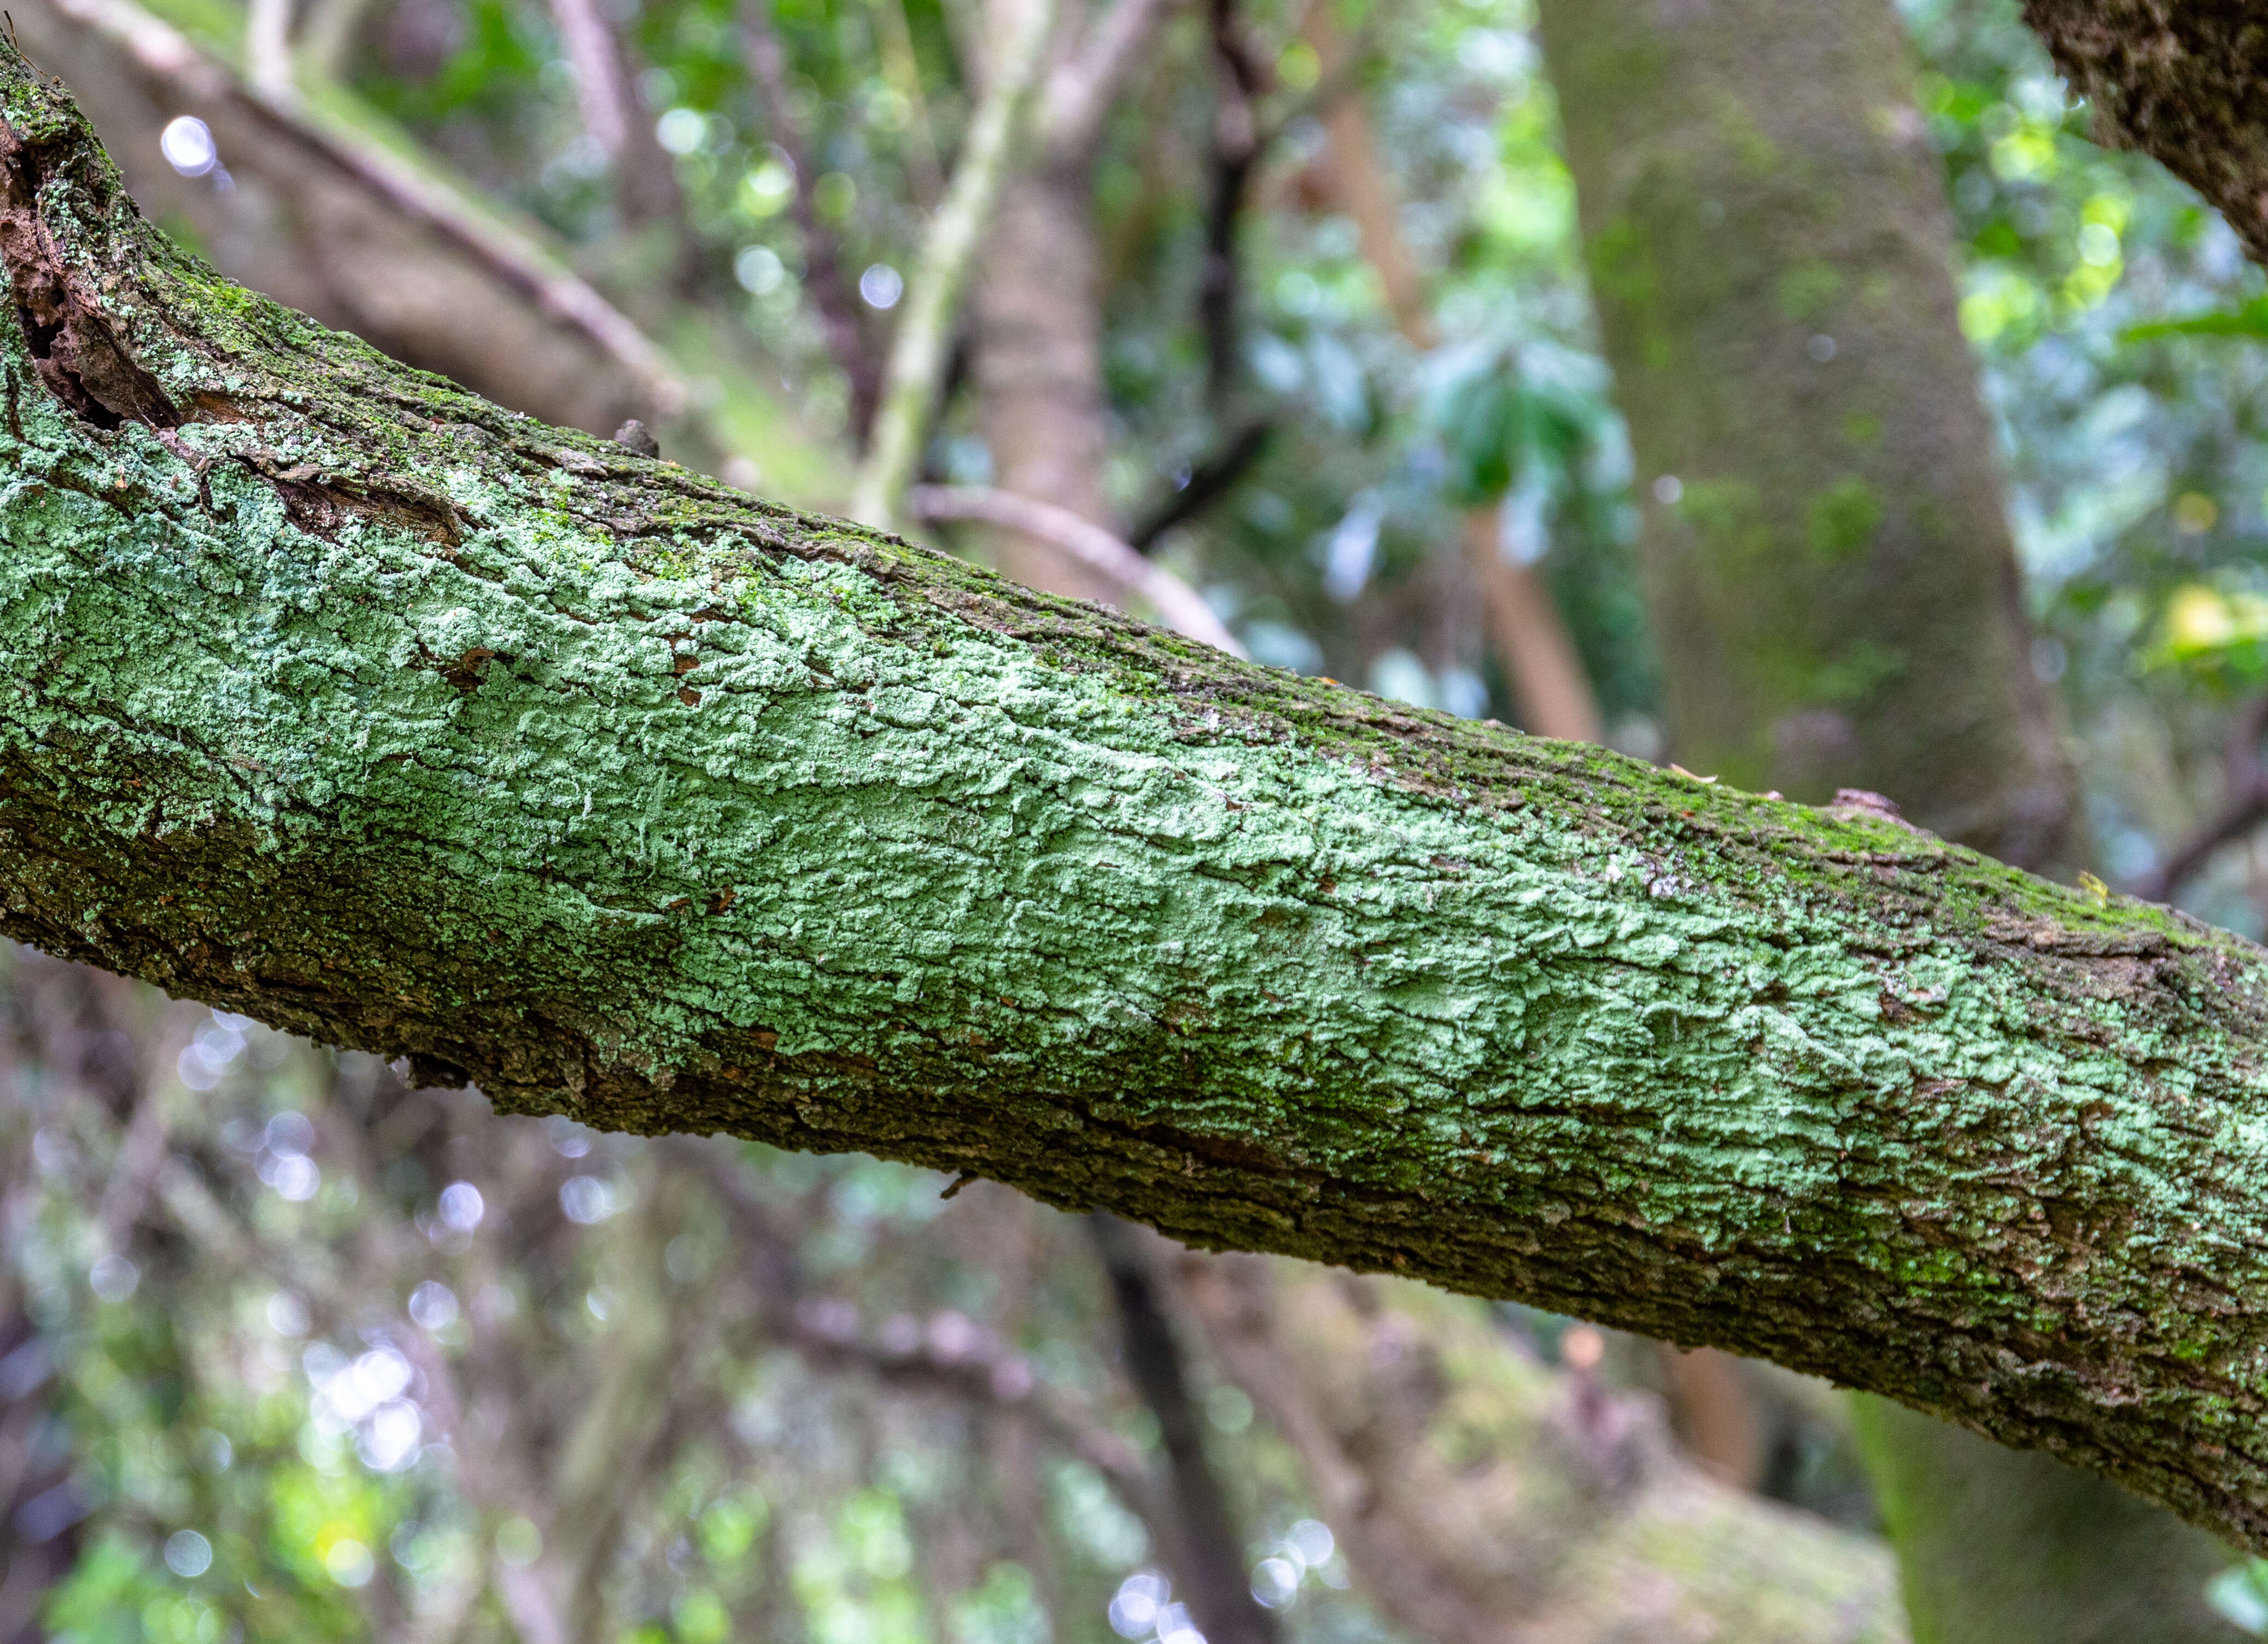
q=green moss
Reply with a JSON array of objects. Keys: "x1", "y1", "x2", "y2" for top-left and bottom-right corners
[
  {"x1": 1807, "y1": 475, "x2": 1885, "y2": 560},
  {"x1": 1780, "y1": 263, "x2": 1846, "y2": 322}
]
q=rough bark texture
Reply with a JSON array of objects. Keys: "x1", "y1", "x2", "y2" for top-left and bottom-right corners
[
  {"x1": 2023, "y1": 1, "x2": 2268, "y2": 269},
  {"x1": 1535, "y1": 0, "x2": 2076, "y2": 868},
  {"x1": 7, "y1": 49, "x2": 2268, "y2": 1552}
]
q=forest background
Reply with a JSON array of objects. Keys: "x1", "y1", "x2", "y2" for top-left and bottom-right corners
[{"x1": 6, "y1": 0, "x2": 2268, "y2": 1640}]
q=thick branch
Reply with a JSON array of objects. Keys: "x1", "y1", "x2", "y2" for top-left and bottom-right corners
[
  {"x1": 5, "y1": 51, "x2": 2268, "y2": 1550},
  {"x1": 2023, "y1": 1, "x2": 2268, "y2": 266}
]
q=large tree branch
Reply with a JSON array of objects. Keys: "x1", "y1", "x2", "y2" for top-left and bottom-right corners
[
  {"x1": 5, "y1": 51, "x2": 2268, "y2": 1551},
  {"x1": 2024, "y1": 1, "x2": 2268, "y2": 266}
]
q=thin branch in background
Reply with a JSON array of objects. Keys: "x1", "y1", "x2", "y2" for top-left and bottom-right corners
[
  {"x1": 873, "y1": 0, "x2": 943, "y2": 203},
  {"x1": 48, "y1": 0, "x2": 692, "y2": 416},
  {"x1": 851, "y1": 0, "x2": 1059, "y2": 529},
  {"x1": 1041, "y1": 0, "x2": 1174, "y2": 154},
  {"x1": 1301, "y1": 4, "x2": 1603, "y2": 744},
  {"x1": 907, "y1": 485, "x2": 1247, "y2": 655},
  {"x1": 244, "y1": 0, "x2": 294, "y2": 102},
  {"x1": 1089, "y1": 1215, "x2": 1278, "y2": 1644},
  {"x1": 740, "y1": 0, "x2": 887, "y2": 444},
  {"x1": 1459, "y1": 508, "x2": 1601, "y2": 743},
  {"x1": 2135, "y1": 693, "x2": 2268, "y2": 902},
  {"x1": 295, "y1": 0, "x2": 377, "y2": 81},
  {"x1": 1128, "y1": 418, "x2": 1274, "y2": 550},
  {"x1": 549, "y1": 0, "x2": 693, "y2": 262},
  {"x1": 1199, "y1": 0, "x2": 1266, "y2": 409}
]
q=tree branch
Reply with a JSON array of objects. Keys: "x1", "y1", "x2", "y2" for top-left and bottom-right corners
[
  {"x1": 907, "y1": 483, "x2": 1246, "y2": 655},
  {"x1": 10, "y1": 51, "x2": 2268, "y2": 1550},
  {"x1": 850, "y1": 0, "x2": 1056, "y2": 527},
  {"x1": 2022, "y1": 1, "x2": 2268, "y2": 267},
  {"x1": 1041, "y1": 0, "x2": 1174, "y2": 156},
  {"x1": 31, "y1": 0, "x2": 688, "y2": 421},
  {"x1": 1126, "y1": 418, "x2": 1273, "y2": 551},
  {"x1": 1090, "y1": 1215, "x2": 1277, "y2": 1644}
]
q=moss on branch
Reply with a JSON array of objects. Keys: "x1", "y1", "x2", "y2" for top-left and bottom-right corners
[{"x1": 2, "y1": 45, "x2": 2267, "y2": 1549}]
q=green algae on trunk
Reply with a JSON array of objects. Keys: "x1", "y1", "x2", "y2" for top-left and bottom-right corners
[{"x1": 3, "y1": 44, "x2": 2268, "y2": 1552}]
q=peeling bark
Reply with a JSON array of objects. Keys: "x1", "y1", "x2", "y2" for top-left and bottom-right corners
[{"x1": 6, "y1": 50, "x2": 2268, "y2": 1550}]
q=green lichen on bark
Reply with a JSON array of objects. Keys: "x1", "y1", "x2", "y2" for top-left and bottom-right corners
[{"x1": 5, "y1": 44, "x2": 2268, "y2": 1550}]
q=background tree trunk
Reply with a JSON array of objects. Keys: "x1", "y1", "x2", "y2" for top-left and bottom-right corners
[
  {"x1": 1535, "y1": 0, "x2": 2074, "y2": 869},
  {"x1": 1534, "y1": 0, "x2": 2247, "y2": 1631},
  {"x1": 973, "y1": 158, "x2": 1121, "y2": 605},
  {"x1": 9, "y1": 0, "x2": 678, "y2": 438}
]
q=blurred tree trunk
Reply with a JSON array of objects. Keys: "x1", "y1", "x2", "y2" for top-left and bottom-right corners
[
  {"x1": 1534, "y1": 0, "x2": 2244, "y2": 1636},
  {"x1": 1535, "y1": 0, "x2": 2073, "y2": 867},
  {"x1": 1177, "y1": 1255, "x2": 1907, "y2": 1643},
  {"x1": 11, "y1": 0, "x2": 678, "y2": 438},
  {"x1": 973, "y1": 158, "x2": 1121, "y2": 604},
  {"x1": 968, "y1": 0, "x2": 1172, "y2": 603}
]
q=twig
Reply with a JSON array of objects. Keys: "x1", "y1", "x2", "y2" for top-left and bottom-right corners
[
  {"x1": 244, "y1": 0, "x2": 293, "y2": 103},
  {"x1": 546, "y1": 0, "x2": 630, "y2": 158},
  {"x1": 1041, "y1": 0, "x2": 1174, "y2": 154},
  {"x1": 1090, "y1": 1215, "x2": 1278, "y2": 1644},
  {"x1": 908, "y1": 484, "x2": 1247, "y2": 655},
  {"x1": 850, "y1": 0, "x2": 1058, "y2": 528},
  {"x1": 1199, "y1": 0, "x2": 1266, "y2": 409},
  {"x1": 1128, "y1": 418, "x2": 1273, "y2": 549}
]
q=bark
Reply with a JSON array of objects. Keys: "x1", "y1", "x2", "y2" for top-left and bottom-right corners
[
  {"x1": 10, "y1": 0, "x2": 677, "y2": 436},
  {"x1": 1535, "y1": 0, "x2": 2076, "y2": 869},
  {"x1": 2021, "y1": 1, "x2": 2268, "y2": 269},
  {"x1": 10, "y1": 53, "x2": 2268, "y2": 1554}
]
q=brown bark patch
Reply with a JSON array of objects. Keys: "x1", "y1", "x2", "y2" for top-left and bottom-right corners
[{"x1": 0, "y1": 119, "x2": 177, "y2": 430}]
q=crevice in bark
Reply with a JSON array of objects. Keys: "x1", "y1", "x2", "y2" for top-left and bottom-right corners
[{"x1": 0, "y1": 118, "x2": 174, "y2": 429}]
